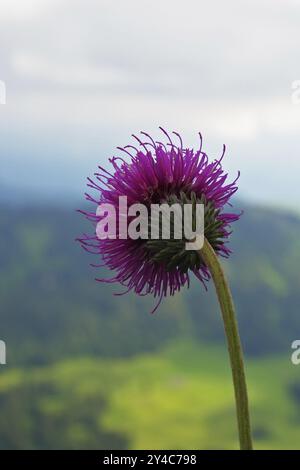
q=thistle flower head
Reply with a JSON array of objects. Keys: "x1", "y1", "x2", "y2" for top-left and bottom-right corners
[{"x1": 78, "y1": 128, "x2": 241, "y2": 312}]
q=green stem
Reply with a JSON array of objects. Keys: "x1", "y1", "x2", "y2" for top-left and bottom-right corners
[{"x1": 200, "y1": 238, "x2": 253, "y2": 450}]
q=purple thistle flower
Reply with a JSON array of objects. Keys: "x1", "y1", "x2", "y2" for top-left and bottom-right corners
[{"x1": 78, "y1": 128, "x2": 241, "y2": 312}]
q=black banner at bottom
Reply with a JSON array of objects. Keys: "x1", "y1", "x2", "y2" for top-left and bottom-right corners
[{"x1": 0, "y1": 449, "x2": 294, "y2": 465}]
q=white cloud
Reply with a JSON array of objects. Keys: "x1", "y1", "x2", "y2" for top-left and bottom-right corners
[
  {"x1": 12, "y1": 52, "x2": 127, "y2": 87},
  {"x1": 1, "y1": 0, "x2": 300, "y2": 206},
  {"x1": 0, "y1": 0, "x2": 54, "y2": 22}
]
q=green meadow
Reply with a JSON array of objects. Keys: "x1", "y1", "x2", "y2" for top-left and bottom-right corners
[{"x1": 0, "y1": 341, "x2": 299, "y2": 449}]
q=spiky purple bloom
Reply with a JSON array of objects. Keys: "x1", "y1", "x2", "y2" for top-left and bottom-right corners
[{"x1": 78, "y1": 128, "x2": 240, "y2": 312}]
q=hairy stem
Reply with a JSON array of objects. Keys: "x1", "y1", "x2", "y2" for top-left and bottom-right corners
[{"x1": 200, "y1": 238, "x2": 253, "y2": 450}]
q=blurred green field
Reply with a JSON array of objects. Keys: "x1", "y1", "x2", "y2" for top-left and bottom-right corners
[
  {"x1": 1, "y1": 203, "x2": 300, "y2": 449},
  {"x1": 0, "y1": 341, "x2": 299, "y2": 449}
]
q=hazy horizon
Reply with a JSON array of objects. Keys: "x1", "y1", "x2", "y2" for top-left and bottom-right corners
[{"x1": 1, "y1": 0, "x2": 300, "y2": 210}]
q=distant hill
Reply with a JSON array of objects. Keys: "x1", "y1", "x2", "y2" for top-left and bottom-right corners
[{"x1": 0, "y1": 200, "x2": 300, "y2": 365}]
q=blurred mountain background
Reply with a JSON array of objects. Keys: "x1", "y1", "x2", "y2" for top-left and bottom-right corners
[
  {"x1": 0, "y1": 197, "x2": 300, "y2": 449},
  {"x1": 1, "y1": 0, "x2": 300, "y2": 451}
]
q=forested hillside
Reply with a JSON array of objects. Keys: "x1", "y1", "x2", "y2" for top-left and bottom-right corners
[{"x1": 0, "y1": 201, "x2": 299, "y2": 365}]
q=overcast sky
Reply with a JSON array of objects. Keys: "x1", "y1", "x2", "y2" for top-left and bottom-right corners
[{"x1": 0, "y1": 0, "x2": 300, "y2": 208}]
